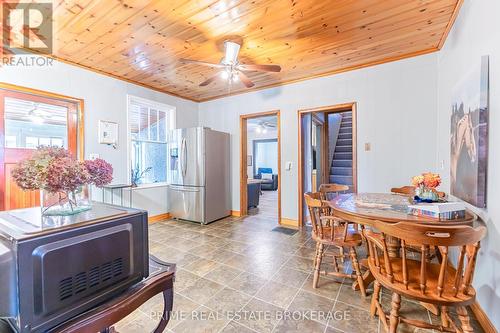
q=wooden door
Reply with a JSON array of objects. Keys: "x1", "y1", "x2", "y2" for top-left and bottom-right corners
[{"x1": 0, "y1": 89, "x2": 79, "y2": 211}]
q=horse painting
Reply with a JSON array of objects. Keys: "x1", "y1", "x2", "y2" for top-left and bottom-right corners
[{"x1": 450, "y1": 56, "x2": 489, "y2": 208}]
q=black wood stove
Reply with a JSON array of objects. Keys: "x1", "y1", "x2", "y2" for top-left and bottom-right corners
[{"x1": 0, "y1": 203, "x2": 149, "y2": 333}]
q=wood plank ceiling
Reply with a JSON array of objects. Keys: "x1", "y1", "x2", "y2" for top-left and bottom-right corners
[{"x1": 38, "y1": 0, "x2": 461, "y2": 101}]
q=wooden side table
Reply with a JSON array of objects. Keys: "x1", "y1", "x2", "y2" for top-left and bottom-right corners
[{"x1": 101, "y1": 184, "x2": 134, "y2": 207}]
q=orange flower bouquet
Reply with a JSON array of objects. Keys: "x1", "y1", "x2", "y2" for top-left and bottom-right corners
[{"x1": 411, "y1": 172, "x2": 441, "y2": 202}]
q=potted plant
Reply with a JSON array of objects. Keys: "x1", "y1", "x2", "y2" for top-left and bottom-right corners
[
  {"x1": 411, "y1": 172, "x2": 442, "y2": 202},
  {"x1": 11, "y1": 146, "x2": 113, "y2": 216},
  {"x1": 130, "y1": 165, "x2": 152, "y2": 187}
]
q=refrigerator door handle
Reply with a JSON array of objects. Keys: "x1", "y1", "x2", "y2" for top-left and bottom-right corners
[
  {"x1": 181, "y1": 137, "x2": 188, "y2": 178},
  {"x1": 179, "y1": 137, "x2": 184, "y2": 179}
]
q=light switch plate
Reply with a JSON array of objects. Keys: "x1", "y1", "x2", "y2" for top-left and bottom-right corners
[{"x1": 286, "y1": 161, "x2": 293, "y2": 171}]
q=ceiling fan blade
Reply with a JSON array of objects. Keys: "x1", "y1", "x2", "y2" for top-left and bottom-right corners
[
  {"x1": 238, "y1": 64, "x2": 282, "y2": 72},
  {"x1": 180, "y1": 58, "x2": 226, "y2": 69},
  {"x1": 238, "y1": 71, "x2": 255, "y2": 88},
  {"x1": 199, "y1": 73, "x2": 221, "y2": 86}
]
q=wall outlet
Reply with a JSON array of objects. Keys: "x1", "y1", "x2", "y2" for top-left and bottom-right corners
[
  {"x1": 89, "y1": 153, "x2": 100, "y2": 160},
  {"x1": 364, "y1": 143, "x2": 371, "y2": 151}
]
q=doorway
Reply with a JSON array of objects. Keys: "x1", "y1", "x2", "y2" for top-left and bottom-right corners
[
  {"x1": 298, "y1": 103, "x2": 357, "y2": 227},
  {"x1": 240, "y1": 110, "x2": 281, "y2": 223},
  {"x1": 0, "y1": 83, "x2": 84, "y2": 211}
]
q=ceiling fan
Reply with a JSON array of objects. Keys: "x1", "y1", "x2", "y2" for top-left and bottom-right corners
[{"x1": 180, "y1": 41, "x2": 282, "y2": 88}]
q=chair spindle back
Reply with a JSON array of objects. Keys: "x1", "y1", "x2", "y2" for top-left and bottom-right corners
[
  {"x1": 319, "y1": 183, "x2": 350, "y2": 201},
  {"x1": 304, "y1": 192, "x2": 349, "y2": 242},
  {"x1": 365, "y1": 221, "x2": 485, "y2": 299}
]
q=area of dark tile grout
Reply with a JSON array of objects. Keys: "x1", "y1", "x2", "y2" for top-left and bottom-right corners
[{"x1": 115, "y1": 215, "x2": 484, "y2": 333}]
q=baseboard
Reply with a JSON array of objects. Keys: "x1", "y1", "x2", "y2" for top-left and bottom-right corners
[
  {"x1": 280, "y1": 217, "x2": 299, "y2": 228},
  {"x1": 231, "y1": 210, "x2": 242, "y2": 217},
  {"x1": 470, "y1": 301, "x2": 497, "y2": 333},
  {"x1": 148, "y1": 212, "x2": 171, "y2": 223}
]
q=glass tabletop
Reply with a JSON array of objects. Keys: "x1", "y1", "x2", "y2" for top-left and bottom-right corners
[{"x1": 328, "y1": 193, "x2": 476, "y2": 225}]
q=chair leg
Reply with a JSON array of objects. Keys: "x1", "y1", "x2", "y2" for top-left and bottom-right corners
[
  {"x1": 370, "y1": 280, "x2": 381, "y2": 317},
  {"x1": 313, "y1": 243, "x2": 324, "y2": 289},
  {"x1": 440, "y1": 306, "x2": 449, "y2": 328},
  {"x1": 389, "y1": 292, "x2": 401, "y2": 333},
  {"x1": 457, "y1": 306, "x2": 473, "y2": 333},
  {"x1": 333, "y1": 253, "x2": 340, "y2": 273},
  {"x1": 313, "y1": 242, "x2": 320, "y2": 268},
  {"x1": 349, "y1": 247, "x2": 366, "y2": 297},
  {"x1": 338, "y1": 246, "x2": 345, "y2": 263}
]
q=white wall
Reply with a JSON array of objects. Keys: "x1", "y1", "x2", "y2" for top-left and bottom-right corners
[
  {"x1": 247, "y1": 127, "x2": 278, "y2": 177},
  {"x1": 436, "y1": 0, "x2": 500, "y2": 327},
  {"x1": 199, "y1": 54, "x2": 439, "y2": 220},
  {"x1": 0, "y1": 57, "x2": 198, "y2": 216}
]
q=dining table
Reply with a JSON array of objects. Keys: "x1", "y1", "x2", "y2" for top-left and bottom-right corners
[{"x1": 327, "y1": 192, "x2": 479, "y2": 315}]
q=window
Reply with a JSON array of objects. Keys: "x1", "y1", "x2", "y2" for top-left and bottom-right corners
[
  {"x1": 128, "y1": 96, "x2": 175, "y2": 185},
  {"x1": 253, "y1": 139, "x2": 278, "y2": 175},
  {"x1": 4, "y1": 97, "x2": 68, "y2": 149}
]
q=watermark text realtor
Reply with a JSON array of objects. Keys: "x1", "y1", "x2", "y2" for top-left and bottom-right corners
[{"x1": 1, "y1": 2, "x2": 54, "y2": 66}]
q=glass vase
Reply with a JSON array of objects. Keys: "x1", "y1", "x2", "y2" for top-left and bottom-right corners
[
  {"x1": 415, "y1": 185, "x2": 439, "y2": 202},
  {"x1": 41, "y1": 185, "x2": 92, "y2": 216}
]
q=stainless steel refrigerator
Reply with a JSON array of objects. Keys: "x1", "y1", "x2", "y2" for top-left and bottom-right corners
[{"x1": 167, "y1": 127, "x2": 230, "y2": 224}]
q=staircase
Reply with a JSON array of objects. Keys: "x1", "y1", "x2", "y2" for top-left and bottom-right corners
[{"x1": 329, "y1": 111, "x2": 353, "y2": 191}]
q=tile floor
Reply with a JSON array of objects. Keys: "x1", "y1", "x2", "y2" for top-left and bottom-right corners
[
  {"x1": 248, "y1": 190, "x2": 278, "y2": 219},
  {"x1": 115, "y1": 214, "x2": 484, "y2": 333}
]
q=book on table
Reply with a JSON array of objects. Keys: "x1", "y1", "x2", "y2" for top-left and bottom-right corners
[{"x1": 407, "y1": 202, "x2": 466, "y2": 220}]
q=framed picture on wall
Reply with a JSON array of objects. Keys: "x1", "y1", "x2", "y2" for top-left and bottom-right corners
[
  {"x1": 99, "y1": 120, "x2": 118, "y2": 146},
  {"x1": 450, "y1": 55, "x2": 489, "y2": 208}
]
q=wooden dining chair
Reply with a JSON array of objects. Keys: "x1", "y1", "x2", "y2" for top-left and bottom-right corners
[
  {"x1": 318, "y1": 183, "x2": 350, "y2": 201},
  {"x1": 364, "y1": 221, "x2": 486, "y2": 333},
  {"x1": 319, "y1": 183, "x2": 358, "y2": 262},
  {"x1": 390, "y1": 185, "x2": 448, "y2": 262},
  {"x1": 390, "y1": 186, "x2": 447, "y2": 199},
  {"x1": 304, "y1": 192, "x2": 366, "y2": 297}
]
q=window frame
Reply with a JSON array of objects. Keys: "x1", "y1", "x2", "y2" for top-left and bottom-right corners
[{"x1": 126, "y1": 95, "x2": 175, "y2": 187}]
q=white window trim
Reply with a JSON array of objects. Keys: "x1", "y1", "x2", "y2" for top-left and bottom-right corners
[{"x1": 126, "y1": 94, "x2": 176, "y2": 186}]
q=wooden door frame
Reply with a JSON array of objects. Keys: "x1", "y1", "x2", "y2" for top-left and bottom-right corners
[
  {"x1": 240, "y1": 110, "x2": 281, "y2": 223},
  {"x1": 311, "y1": 113, "x2": 329, "y2": 189},
  {"x1": 0, "y1": 82, "x2": 85, "y2": 210},
  {"x1": 297, "y1": 102, "x2": 357, "y2": 227}
]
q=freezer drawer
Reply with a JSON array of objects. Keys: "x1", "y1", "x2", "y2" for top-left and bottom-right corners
[{"x1": 167, "y1": 185, "x2": 205, "y2": 223}]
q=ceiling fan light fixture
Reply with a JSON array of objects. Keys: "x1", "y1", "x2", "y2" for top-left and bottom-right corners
[
  {"x1": 28, "y1": 104, "x2": 45, "y2": 124},
  {"x1": 223, "y1": 41, "x2": 240, "y2": 65},
  {"x1": 220, "y1": 70, "x2": 230, "y2": 80},
  {"x1": 30, "y1": 115, "x2": 45, "y2": 124}
]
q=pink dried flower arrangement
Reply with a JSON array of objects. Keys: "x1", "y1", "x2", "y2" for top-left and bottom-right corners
[
  {"x1": 84, "y1": 158, "x2": 114, "y2": 187},
  {"x1": 11, "y1": 146, "x2": 113, "y2": 193},
  {"x1": 45, "y1": 157, "x2": 91, "y2": 193}
]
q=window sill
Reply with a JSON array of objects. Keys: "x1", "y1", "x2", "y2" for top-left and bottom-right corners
[{"x1": 130, "y1": 182, "x2": 169, "y2": 190}]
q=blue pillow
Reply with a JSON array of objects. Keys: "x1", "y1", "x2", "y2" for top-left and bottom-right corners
[{"x1": 258, "y1": 167, "x2": 273, "y2": 174}]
